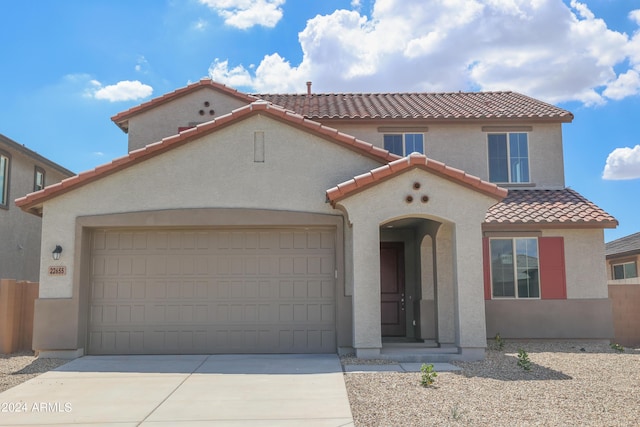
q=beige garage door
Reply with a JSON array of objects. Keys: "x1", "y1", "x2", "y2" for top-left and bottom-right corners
[{"x1": 88, "y1": 228, "x2": 336, "y2": 354}]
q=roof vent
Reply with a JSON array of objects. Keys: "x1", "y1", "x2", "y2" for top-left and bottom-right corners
[{"x1": 306, "y1": 81, "x2": 312, "y2": 95}]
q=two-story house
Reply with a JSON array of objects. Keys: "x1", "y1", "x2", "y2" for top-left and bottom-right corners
[
  {"x1": 16, "y1": 79, "x2": 616, "y2": 360},
  {"x1": 1, "y1": 133, "x2": 74, "y2": 282}
]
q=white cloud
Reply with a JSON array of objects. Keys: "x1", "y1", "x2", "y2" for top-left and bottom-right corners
[
  {"x1": 89, "y1": 80, "x2": 153, "y2": 102},
  {"x1": 199, "y1": 0, "x2": 285, "y2": 29},
  {"x1": 208, "y1": 58, "x2": 254, "y2": 87},
  {"x1": 603, "y1": 145, "x2": 640, "y2": 180},
  {"x1": 207, "y1": 0, "x2": 640, "y2": 105},
  {"x1": 135, "y1": 55, "x2": 149, "y2": 73},
  {"x1": 603, "y1": 70, "x2": 640, "y2": 100}
]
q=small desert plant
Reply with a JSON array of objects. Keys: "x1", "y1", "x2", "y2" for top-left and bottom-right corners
[
  {"x1": 451, "y1": 404, "x2": 464, "y2": 421},
  {"x1": 517, "y1": 348, "x2": 531, "y2": 371},
  {"x1": 494, "y1": 333, "x2": 504, "y2": 350},
  {"x1": 420, "y1": 363, "x2": 438, "y2": 387},
  {"x1": 610, "y1": 343, "x2": 625, "y2": 353}
]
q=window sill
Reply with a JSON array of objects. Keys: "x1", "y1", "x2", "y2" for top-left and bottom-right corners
[{"x1": 495, "y1": 183, "x2": 536, "y2": 188}]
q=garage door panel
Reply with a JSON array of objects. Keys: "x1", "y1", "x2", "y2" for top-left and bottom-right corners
[{"x1": 89, "y1": 228, "x2": 336, "y2": 354}]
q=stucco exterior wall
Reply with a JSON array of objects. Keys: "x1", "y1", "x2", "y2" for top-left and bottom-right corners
[
  {"x1": 484, "y1": 227, "x2": 613, "y2": 340},
  {"x1": 0, "y1": 143, "x2": 71, "y2": 282},
  {"x1": 38, "y1": 113, "x2": 383, "y2": 299},
  {"x1": 126, "y1": 88, "x2": 250, "y2": 152},
  {"x1": 336, "y1": 168, "x2": 499, "y2": 354},
  {"x1": 542, "y1": 228, "x2": 608, "y2": 298},
  {"x1": 323, "y1": 122, "x2": 565, "y2": 189}
]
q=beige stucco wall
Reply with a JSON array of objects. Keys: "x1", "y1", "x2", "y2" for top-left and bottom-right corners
[
  {"x1": 542, "y1": 228, "x2": 608, "y2": 298},
  {"x1": 336, "y1": 168, "x2": 499, "y2": 354},
  {"x1": 324, "y1": 122, "x2": 565, "y2": 189},
  {"x1": 38, "y1": 113, "x2": 383, "y2": 299},
  {"x1": 0, "y1": 143, "x2": 71, "y2": 282},
  {"x1": 126, "y1": 88, "x2": 251, "y2": 152},
  {"x1": 485, "y1": 227, "x2": 613, "y2": 340}
]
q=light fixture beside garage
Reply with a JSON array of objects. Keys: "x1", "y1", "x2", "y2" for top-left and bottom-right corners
[{"x1": 52, "y1": 245, "x2": 63, "y2": 260}]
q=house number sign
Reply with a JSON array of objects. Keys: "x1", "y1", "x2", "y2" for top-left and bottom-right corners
[{"x1": 48, "y1": 266, "x2": 67, "y2": 276}]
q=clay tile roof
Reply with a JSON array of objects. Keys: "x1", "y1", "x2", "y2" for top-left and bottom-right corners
[
  {"x1": 605, "y1": 231, "x2": 640, "y2": 257},
  {"x1": 326, "y1": 153, "x2": 507, "y2": 206},
  {"x1": 111, "y1": 78, "x2": 258, "y2": 132},
  {"x1": 256, "y1": 92, "x2": 573, "y2": 122},
  {"x1": 484, "y1": 189, "x2": 618, "y2": 228},
  {"x1": 17, "y1": 102, "x2": 399, "y2": 216}
]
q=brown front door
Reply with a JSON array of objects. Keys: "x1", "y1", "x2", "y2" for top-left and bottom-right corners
[{"x1": 380, "y1": 242, "x2": 406, "y2": 337}]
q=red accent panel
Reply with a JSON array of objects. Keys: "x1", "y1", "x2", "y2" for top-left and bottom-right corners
[
  {"x1": 482, "y1": 237, "x2": 491, "y2": 300},
  {"x1": 539, "y1": 237, "x2": 567, "y2": 299},
  {"x1": 178, "y1": 126, "x2": 194, "y2": 132}
]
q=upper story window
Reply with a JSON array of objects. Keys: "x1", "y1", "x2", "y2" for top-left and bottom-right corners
[
  {"x1": 489, "y1": 237, "x2": 539, "y2": 298},
  {"x1": 34, "y1": 166, "x2": 45, "y2": 192},
  {"x1": 488, "y1": 133, "x2": 529, "y2": 183},
  {"x1": 384, "y1": 133, "x2": 424, "y2": 156},
  {"x1": 612, "y1": 261, "x2": 638, "y2": 279},
  {"x1": 0, "y1": 151, "x2": 9, "y2": 209}
]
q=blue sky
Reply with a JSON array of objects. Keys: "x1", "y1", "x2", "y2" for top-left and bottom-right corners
[{"x1": 1, "y1": 0, "x2": 639, "y2": 241}]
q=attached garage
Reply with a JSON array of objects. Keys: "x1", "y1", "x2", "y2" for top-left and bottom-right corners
[{"x1": 88, "y1": 227, "x2": 337, "y2": 354}]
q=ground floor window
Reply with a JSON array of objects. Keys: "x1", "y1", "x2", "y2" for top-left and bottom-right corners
[
  {"x1": 612, "y1": 261, "x2": 638, "y2": 279},
  {"x1": 490, "y1": 238, "x2": 539, "y2": 298}
]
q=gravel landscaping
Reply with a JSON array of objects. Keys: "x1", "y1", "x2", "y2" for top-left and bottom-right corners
[
  {"x1": 0, "y1": 352, "x2": 68, "y2": 394},
  {"x1": 343, "y1": 340, "x2": 640, "y2": 426},
  {"x1": 2, "y1": 341, "x2": 639, "y2": 426}
]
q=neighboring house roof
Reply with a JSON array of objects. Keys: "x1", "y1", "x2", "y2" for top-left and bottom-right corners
[
  {"x1": 605, "y1": 232, "x2": 640, "y2": 258},
  {"x1": 484, "y1": 189, "x2": 618, "y2": 229},
  {"x1": 256, "y1": 91, "x2": 574, "y2": 122},
  {"x1": 16, "y1": 101, "x2": 400, "y2": 216},
  {"x1": 0, "y1": 133, "x2": 75, "y2": 177},
  {"x1": 111, "y1": 78, "x2": 259, "y2": 132},
  {"x1": 326, "y1": 152, "x2": 508, "y2": 206}
]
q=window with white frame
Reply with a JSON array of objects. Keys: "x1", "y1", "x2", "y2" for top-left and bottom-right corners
[
  {"x1": 490, "y1": 238, "x2": 539, "y2": 298},
  {"x1": 0, "y1": 151, "x2": 9, "y2": 209},
  {"x1": 383, "y1": 133, "x2": 424, "y2": 156},
  {"x1": 488, "y1": 133, "x2": 530, "y2": 183},
  {"x1": 612, "y1": 261, "x2": 638, "y2": 279},
  {"x1": 34, "y1": 166, "x2": 45, "y2": 192}
]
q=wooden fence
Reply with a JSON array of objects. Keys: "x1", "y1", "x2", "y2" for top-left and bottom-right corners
[
  {"x1": 0, "y1": 279, "x2": 39, "y2": 354},
  {"x1": 609, "y1": 283, "x2": 640, "y2": 347}
]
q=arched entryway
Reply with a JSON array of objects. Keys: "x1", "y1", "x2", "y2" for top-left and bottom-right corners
[{"x1": 380, "y1": 217, "x2": 454, "y2": 347}]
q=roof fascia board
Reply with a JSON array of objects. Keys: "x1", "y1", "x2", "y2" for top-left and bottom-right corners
[
  {"x1": 111, "y1": 79, "x2": 257, "y2": 132},
  {"x1": 482, "y1": 221, "x2": 619, "y2": 231}
]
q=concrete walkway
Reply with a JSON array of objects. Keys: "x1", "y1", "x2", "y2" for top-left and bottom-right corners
[{"x1": 0, "y1": 354, "x2": 354, "y2": 426}]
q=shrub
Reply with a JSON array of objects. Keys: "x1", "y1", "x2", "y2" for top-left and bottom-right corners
[
  {"x1": 610, "y1": 343, "x2": 625, "y2": 353},
  {"x1": 420, "y1": 363, "x2": 438, "y2": 387},
  {"x1": 517, "y1": 348, "x2": 531, "y2": 371},
  {"x1": 494, "y1": 333, "x2": 504, "y2": 350}
]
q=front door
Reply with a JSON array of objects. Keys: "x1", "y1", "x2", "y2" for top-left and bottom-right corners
[{"x1": 380, "y1": 242, "x2": 406, "y2": 336}]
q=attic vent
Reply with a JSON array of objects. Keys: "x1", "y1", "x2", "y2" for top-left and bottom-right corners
[{"x1": 200, "y1": 102, "x2": 214, "y2": 116}]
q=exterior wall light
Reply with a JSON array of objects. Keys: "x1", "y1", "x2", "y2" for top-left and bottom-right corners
[{"x1": 52, "y1": 245, "x2": 63, "y2": 260}]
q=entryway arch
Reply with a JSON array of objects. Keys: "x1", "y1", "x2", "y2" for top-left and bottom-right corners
[{"x1": 379, "y1": 216, "x2": 456, "y2": 348}]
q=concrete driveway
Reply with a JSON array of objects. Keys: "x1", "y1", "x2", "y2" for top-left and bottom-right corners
[{"x1": 0, "y1": 354, "x2": 354, "y2": 426}]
